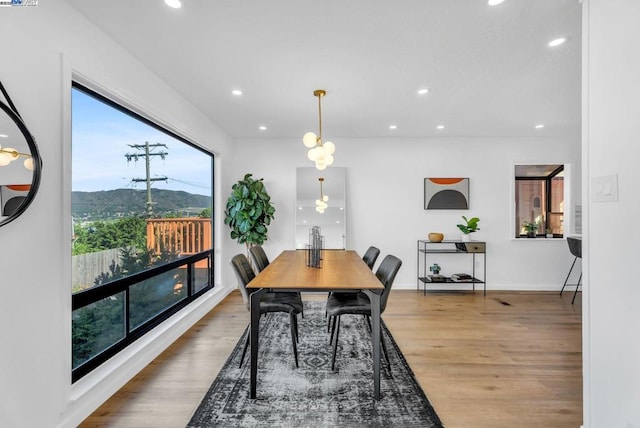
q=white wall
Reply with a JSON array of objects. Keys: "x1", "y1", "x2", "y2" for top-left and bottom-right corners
[
  {"x1": 582, "y1": 1, "x2": 640, "y2": 426},
  {"x1": 230, "y1": 137, "x2": 581, "y2": 291},
  {"x1": 0, "y1": 3, "x2": 236, "y2": 427}
]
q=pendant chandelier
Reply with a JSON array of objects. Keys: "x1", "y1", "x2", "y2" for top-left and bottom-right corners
[
  {"x1": 303, "y1": 89, "x2": 335, "y2": 171},
  {"x1": 315, "y1": 177, "x2": 329, "y2": 213},
  {"x1": 0, "y1": 145, "x2": 34, "y2": 170}
]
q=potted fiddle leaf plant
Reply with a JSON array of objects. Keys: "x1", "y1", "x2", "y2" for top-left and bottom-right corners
[
  {"x1": 224, "y1": 173, "x2": 276, "y2": 259},
  {"x1": 456, "y1": 215, "x2": 480, "y2": 242}
]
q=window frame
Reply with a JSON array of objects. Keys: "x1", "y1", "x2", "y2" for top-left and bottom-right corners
[
  {"x1": 70, "y1": 81, "x2": 215, "y2": 382},
  {"x1": 511, "y1": 162, "x2": 572, "y2": 240}
]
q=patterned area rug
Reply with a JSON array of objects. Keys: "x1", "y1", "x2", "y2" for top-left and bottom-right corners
[{"x1": 187, "y1": 301, "x2": 443, "y2": 427}]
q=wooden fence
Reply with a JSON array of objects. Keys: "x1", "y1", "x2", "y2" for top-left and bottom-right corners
[{"x1": 72, "y1": 248, "x2": 123, "y2": 292}]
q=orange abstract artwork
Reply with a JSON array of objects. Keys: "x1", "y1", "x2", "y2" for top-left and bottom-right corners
[{"x1": 424, "y1": 178, "x2": 469, "y2": 210}]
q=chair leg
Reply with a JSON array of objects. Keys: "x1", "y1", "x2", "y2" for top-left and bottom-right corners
[
  {"x1": 331, "y1": 315, "x2": 341, "y2": 371},
  {"x1": 571, "y1": 273, "x2": 582, "y2": 304},
  {"x1": 289, "y1": 312, "x2": 299, "y2": 368},
  {"x1": 293, "y1": 313, "x2": 299, "y2": 343},
  {"x1": 380, "y1": 325, "x2": 390, "y2": 366},
  {"x1": 329, "y1": 315, "x2": 338, "y2": 344},
  {"x1": 560, "y1": 256, "x2": 578, "y2": 295},
  {"x1": 239, "y1": 328, "x2": 250, "y2": 368}
]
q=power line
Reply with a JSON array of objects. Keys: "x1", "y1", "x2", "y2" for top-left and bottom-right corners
[{"x1": 167, "y1": 177, "x2": 210, "y2": 190}]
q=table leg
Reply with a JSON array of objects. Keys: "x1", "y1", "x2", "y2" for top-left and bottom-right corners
[
  {"x1": 249, "y1": 288, "x2": 266, "y2": 399},
  {"x1": 364, "y1": 289, "x2": 381, "y2": 400}
]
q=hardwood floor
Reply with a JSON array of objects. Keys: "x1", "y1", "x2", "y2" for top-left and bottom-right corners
[{"x1": 80, "y1": 290, "x2": 582, "y2": 428}]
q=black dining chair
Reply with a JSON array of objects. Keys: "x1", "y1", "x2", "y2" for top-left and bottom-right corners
[
  {"x1": 250, "y1": 245, "x2": 304, "y2": 317},
  {"x1": 560, "y1": 236, "x2": 582, "y2": 304},
  {"x1": 248, "y1": 245, "x2": 270, "y2": 273},
  {"x1": 230, "y1": 253, "x2": 304, "y2": 368},
  {"x1": 362, "y1": 246, "x2": 381, "y2": 270},
  {"x1": 326, "y1": 245, "x2": 380, "y2": 331},
  {"x1": 325, "y1": 254, "x2": 402, "y2": 370}
]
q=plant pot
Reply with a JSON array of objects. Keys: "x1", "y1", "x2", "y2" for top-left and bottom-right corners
[
  {"x1": 527, "y1": 231, "x2": 536, "y2": 238},
  {"x1": 461, "y1": 234, "x2": 471, "y2": 242}
]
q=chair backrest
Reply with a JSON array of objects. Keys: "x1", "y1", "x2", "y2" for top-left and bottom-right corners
[
  {"x1": 362, "y1": 246, "x2": 381, "y2": 270},
  {"x1": 374, "y1": 254, "x2": 402, "y2": 313},
  {"x1": 2, "y1": 196, "x2": 26, "y2": 216},
  {"x1": 567, "y1": 236, "x2": 582, "y2": 258},
  {"x1": 249, "y1": 245, "x2": 270, "y2": 272},
  {"x1": 230, "y1": 253, "x2": 255, "y2": 310}
]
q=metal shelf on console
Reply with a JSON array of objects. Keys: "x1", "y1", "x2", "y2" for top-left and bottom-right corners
[
  {"x1": 416, "y1": 240, "x2": 487, "y2": 296},
  {"x1": 418, "y1": 276, "x2": 484, "y2": 284}
]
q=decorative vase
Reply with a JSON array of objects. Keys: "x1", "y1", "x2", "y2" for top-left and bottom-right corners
[
  {"x1": 461, "y1": 234, "x2": 471, "y2": 242},
  {"x1": 428, "y1": 232, "x2": 444, "y2": 243}
]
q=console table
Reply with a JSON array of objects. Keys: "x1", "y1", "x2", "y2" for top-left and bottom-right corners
[{"x1": 416, "y1": 240, "x2": 487, "y2": 296}]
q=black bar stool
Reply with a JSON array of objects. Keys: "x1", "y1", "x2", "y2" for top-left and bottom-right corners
[{"x1": 560, "y1": 236, "x2": 582, "y2": 304}]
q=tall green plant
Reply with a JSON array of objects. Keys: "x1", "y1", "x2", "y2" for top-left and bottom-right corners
[{"x1": 224, "y1": 173, "x2": 276, "y2": 247}]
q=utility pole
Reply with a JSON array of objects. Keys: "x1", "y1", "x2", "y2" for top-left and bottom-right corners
[{"x1": 125, "y1": 141, "x2": 168, "y2": 216}]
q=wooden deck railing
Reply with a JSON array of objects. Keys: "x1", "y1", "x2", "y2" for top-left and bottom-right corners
[{"x1": 146, "y1": 218, "x2": 212, "y2": 268}]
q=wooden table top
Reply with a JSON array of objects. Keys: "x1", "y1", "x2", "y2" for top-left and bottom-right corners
[{"x1": 247, "y1": 250, "x2": 383, "y2": 291}]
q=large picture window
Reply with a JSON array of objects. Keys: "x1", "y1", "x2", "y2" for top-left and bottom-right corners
[{"x1": 71, "y1": 82, "x2": 214, "y2": 381}]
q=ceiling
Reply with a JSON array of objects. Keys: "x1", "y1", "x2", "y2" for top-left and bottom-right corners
[{"x1": 64, "y1": 0, "x2": 582, "y2": 140}]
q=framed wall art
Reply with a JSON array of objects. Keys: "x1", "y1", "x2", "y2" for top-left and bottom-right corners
[{"x1": 424, "y1": 177, "x2": 469, "y2": 210}]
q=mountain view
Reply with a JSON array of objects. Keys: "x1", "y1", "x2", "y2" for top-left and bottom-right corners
[{"x1": 72, "y1": 188, "x2": 211, "y2": 220}]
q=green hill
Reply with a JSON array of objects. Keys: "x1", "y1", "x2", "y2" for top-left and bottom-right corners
[{"x1": 72, "y1": 188, "x2": 211, "y2": 219}]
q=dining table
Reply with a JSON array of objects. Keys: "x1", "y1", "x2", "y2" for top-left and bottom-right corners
[{"x1": 246, "y1": 249, "x2": 385, "y2": 400}]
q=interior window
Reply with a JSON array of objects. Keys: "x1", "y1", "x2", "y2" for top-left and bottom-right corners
[{"x1": 514, "y1": 164, "x2": 565, "y2": 238}]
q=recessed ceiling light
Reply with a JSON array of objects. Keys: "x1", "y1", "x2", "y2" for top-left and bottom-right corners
[
  {"x1": 0, "y1": 134, "x2": 8, "y2": 138},
  {"x1": 389, "y1": 125, "x2": 397, "y2": 130},
  {"x1": 436, "y1": 125, "x2": 445, "y2": 130},
  {"x1": 231, "y1": 89, "x2": 243, "y2": 96},
  {"x1": 259, "y1": 125, "x2": 267, "y2": 131},
  {"x1": 417, "y1": 88, "x2": 429, "y2": 95},
  {"x1": 488, "y1": 0, "x2": 506, "y2": 5},
  {"x1": 535, "y1": 124, "x2": 545, "y2": 129},
  {"x1": 548, "y1": 37, "x2": 567, "y2": 47},
  {"x1": 164, "y1": 0, "x2": 182, "y2": 9}
]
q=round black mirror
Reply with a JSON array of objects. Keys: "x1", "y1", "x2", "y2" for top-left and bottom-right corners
[{"x1": 0, "y1": 82, "x2": 42, "y2": 228}]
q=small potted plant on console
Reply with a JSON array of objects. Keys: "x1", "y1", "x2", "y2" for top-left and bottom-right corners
[{"x1": 457, "y1": 215, "x2": 480, "y2": 242}]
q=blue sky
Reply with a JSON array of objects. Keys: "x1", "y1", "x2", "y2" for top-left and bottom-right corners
[{"x1": 71, "y1": 88, "x2": 212, "y2": 197}]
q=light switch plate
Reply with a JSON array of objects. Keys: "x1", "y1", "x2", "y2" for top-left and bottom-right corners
[{"x1": 591, "y1": 174, "x2": 618, "y2": 202}]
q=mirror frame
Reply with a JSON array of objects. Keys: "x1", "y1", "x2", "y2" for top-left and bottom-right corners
[{"x1": 0, "y1": 83, "x2": 43, "y2": 228}]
